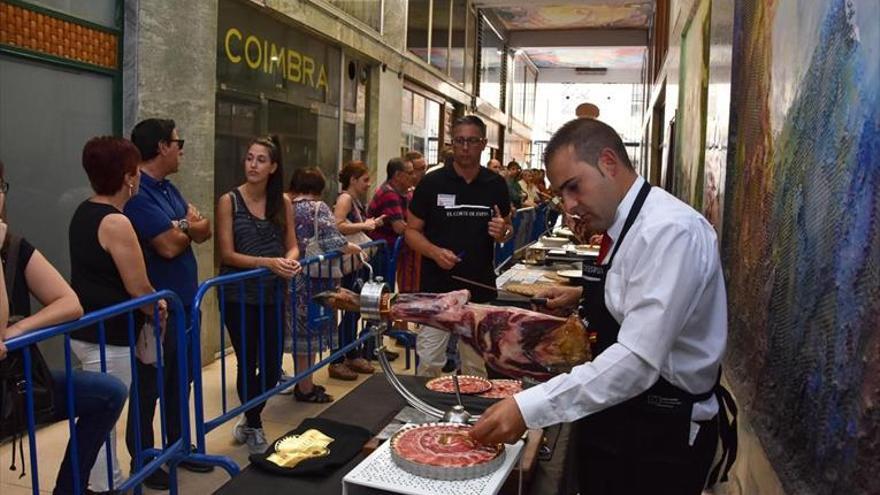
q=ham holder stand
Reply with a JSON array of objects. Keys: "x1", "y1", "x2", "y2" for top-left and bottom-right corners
[
  {"x1": 341, "y1": 259, "x2": 525, "y2": 495},
  {"x1": 356, "y1": 257, "x2": 474, "y2": 424}
]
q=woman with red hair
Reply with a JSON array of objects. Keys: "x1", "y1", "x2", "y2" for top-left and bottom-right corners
[{"x1": 69, "y1": 136, "x2": 167, "y2": 491}]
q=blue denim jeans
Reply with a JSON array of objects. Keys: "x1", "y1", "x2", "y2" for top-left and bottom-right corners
[{"x1": 52, "y1": 370, "x2": 127, "y2": 495}]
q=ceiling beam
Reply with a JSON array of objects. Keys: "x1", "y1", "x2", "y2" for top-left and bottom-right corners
[
  {"x1": 509, "y1": 29, "x2": 647, "y2": 48},
  {"x1": 537, "y1": 67, "x2": 643, "y2": 84}
]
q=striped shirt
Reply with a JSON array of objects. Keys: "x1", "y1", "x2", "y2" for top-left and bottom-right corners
[
  {"x1": 219, "y1": 188, "x2": 286, "y2": 305},
  {"x1": 367, "y1": 181, "x2": 407, "y2": 247}
]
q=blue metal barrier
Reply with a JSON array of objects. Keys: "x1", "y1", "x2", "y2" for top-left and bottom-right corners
[
  {"x1": 531, "y1": 203, "x2": 550, "y2": 242},
  {"x1": 190, "y1": 240, "x2": 389, "y2": 461},
  {"x1": 3, "y1": 291, "x2": 203, "y2": 495}
]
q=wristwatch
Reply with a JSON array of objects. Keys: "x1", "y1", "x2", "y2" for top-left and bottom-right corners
[
  {"x1": 502, "y1": 224, "x2": 513, "y2": 240},
  {"x1": 178, "y1": 218, "x2": 190, "y2": 235}
]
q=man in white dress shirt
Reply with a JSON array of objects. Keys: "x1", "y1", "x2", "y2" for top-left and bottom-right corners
[{"x1": 471, "y1": 118, "x2": 736, "y2": 494}]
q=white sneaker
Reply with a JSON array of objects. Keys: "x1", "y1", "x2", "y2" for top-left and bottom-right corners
[
  {"x1": 278, "y1": 371, "x2": 295, "y2": 395},
  {"x1": 246, "y1": 427, "x2": 268, "y2": 455},
  {"x1": 232, "y1": 416, "x2": 249, "y2": 444}
]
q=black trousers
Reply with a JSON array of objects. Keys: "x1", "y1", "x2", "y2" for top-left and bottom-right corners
[
  {"x1": 576, "y1": 405, "x2": 719, "y2": 495},
  {"x1": 125, "y1": 308, "x2": 189, "y2": 466},
  {"x1": 223, "y1": 301, "x2": 282, "y2": 428}
]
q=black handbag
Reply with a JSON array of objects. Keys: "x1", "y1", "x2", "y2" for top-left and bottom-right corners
[{"x1": 0, "y1": 233, "x2": 55, "y2": 476}]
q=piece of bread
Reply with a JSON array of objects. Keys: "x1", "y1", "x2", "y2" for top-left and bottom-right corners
[{"x1": 503, "y1": 283, "x2": 556, "y2": 297}]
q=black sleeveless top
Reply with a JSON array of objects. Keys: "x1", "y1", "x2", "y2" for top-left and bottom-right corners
[
  {"x1": 219, "y1": 188, "x2": 286, "y2": 305},
  {"x1": 1, "y1": 235, "x2": 36, "y2": 318},
  {"x1": 69, "y1": 200, "x2": 144, "y2": 346}
]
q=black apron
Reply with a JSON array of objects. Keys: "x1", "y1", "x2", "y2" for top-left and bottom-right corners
[{"x1": 575, "y1": 181, "x2": 737, "y2": 494}]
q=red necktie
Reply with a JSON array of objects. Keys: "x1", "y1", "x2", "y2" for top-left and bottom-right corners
[{"x1": 596, "y1": 233, "x2": 613, "y2": 265}]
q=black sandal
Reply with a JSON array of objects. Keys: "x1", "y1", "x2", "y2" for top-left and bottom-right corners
[{"x1": 294, "y1": 384, "x2": 334, "y2": 403}]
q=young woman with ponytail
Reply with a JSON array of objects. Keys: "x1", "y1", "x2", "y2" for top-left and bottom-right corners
[{"x1": 216, "y1": 135, "x2": 301, "y2": 454}]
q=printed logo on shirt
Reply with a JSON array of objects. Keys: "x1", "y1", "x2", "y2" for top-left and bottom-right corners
[
  {"x1": 442, "y1": 204, "x2": 491, "y2": 218},
  {"x1": 437, "y1": 194, "x2": 456, "y2": 207}
]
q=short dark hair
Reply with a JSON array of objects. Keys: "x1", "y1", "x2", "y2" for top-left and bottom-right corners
[
  {"x1": 82, "y1": 136, "x2": 142, "y2": 195},
  {"x1": 404, "y1": 151, "x2": 423, "y2": 162},
  {"x1": 506, "y1": 160, "x2": 521, "y2": 170},
  {"x1": 289, "y1": 166, "x2": 326, "y2": 195},
  {"x1": 130, "y1": 118, "x2": 176, "y2": 161},
  {"x1": 386, "y1": 157, "x2": 406, "y2": 180},
  {"x1": 452, "y1": 115, "x2": 487, "y2": 138},
  {"x1": 543, "y1": 118, "x2": 633, "y2": 170}
]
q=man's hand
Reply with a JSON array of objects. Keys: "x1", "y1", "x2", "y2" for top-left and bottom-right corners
[
  {"x1": 470, "y1": 397, "x2": 527, "y2": 445},
  {"x1": 187, "y1": 203, "x2": 203, "y2": 222},
  {"x1": 0, "y1": 340, "x2": 7, "y2": 361},
  {"x1": 537, "y1": 285, "x2": 583, "y2": 310},
  {"x1": 431, "y1": 247, "x2": 460, "y2": 270},
  {"x1": 488, "y1": 205, "x2": 509, "y2": 242}
]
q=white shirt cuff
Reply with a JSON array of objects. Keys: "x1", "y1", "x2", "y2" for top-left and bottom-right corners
[{"x1": 514, "y1": 384, "x2": 556, "y2": 429}]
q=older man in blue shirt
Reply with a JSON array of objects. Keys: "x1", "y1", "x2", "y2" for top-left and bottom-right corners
[{"x1": 126, "y1": 118, "x2": 213, "y2": 489}]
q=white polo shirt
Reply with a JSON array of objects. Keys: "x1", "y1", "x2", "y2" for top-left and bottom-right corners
[{"x1": 515, "y1": 176, "x2": 727, "y2": 437}]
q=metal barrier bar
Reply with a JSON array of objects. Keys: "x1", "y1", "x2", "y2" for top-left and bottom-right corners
[
  {"x1": 3, "y1": 291, "x2": 195, "y2": 495},
  {"x1": 190, "y1": 240, "x2": 388, "y2": 463}
]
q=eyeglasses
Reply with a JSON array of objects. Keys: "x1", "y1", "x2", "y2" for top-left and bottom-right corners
[
  {"x1": 452, "y1": 137, "x2": 485, "y2": 147},
  {"x1": 167, "y1": 139, "x2": 185, "y2": 150},
  {"x1": 0, "y1": 181, "x2": 9, "y2": 193}
]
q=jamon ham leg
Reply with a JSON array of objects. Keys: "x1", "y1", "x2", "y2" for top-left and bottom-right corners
[{"x1": 315, "y1": 288, "x2": 591, "y2": 381}]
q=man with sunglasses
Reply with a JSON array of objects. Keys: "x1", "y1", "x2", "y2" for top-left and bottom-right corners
[
  {"x1": 405, "y1": 115, "x2": 513, "y2": 377},
  {"x1": 125, "y1": 118, "x2": 214, "y2": 489}
]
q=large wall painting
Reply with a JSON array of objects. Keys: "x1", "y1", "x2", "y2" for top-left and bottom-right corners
[
  {"x1": 674, "y1": 0, "x2": 711, "y2": 208},
  {"x1": 723, "y1": 0, "x2": 880, "y2": 493}
]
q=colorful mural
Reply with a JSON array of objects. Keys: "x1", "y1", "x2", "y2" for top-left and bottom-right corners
[
  {"x1": 525, "y1": 46, "x2": 646, "y2": 70},
  {"x1": 675, "y1": 0, "x2": 711, "y2": 208},
  {"x1": 723, "y1": 0, "x2": 880, "y2": 493},
  {"x1": 492, "y1": 3, "x2": 652, "y2": 31}
]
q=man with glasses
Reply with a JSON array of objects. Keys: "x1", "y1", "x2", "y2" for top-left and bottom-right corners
[
  {"x1": 367, "y1": 157, "x2": 413, "y2": 250},
  {"x1": 405, "y1": 151, "x2": 428, "y2": 189},
  {"x1": 125, "y1": 118, "x2": 213, "y2": 489},
  {"x1": 406, "y1": 115, "x2": 513, "y2": 377}
]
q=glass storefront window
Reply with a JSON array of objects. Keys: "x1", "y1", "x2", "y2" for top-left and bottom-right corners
[
  {"x1": 450, "y1": 0, "x2": 467, "y2": 85},
  {"x1": 401, "y1": 87, "x2": 441, "y2": 161},
  {"x1": 430, "y1": 0, "x2": 450, "y2": 73},
  {"x1": 326, "y1": 0, "x2": 382, "y2": 31},
  {"x1": 407, "y1": 0, "x2": 430, "y2": 62},
  {"x1": 216, "y1": 0, "x2": 349, "y2": 204},
  {"x1": 479, "y1": 17, "x2": 503, "y2": 110},
  {"x1": 524, "y1": 63, "x2": 537, "y2": 124}
]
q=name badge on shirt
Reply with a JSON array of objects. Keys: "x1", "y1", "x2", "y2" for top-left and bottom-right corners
[{"x1": 437, "y1": 194, "x2": 456, "y2": 207}]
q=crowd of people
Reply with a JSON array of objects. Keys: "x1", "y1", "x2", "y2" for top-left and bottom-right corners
[
  {"x1": 0, "y1": 114, "x2": 733, "y2": 495},
  {"x1": 0, "y1": 114, "x2": 549, "y2": 494}
]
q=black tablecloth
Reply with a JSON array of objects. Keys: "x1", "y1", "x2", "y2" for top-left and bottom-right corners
[{"x1": 213, "y1": 374, "x2": 576, "y2": 495}]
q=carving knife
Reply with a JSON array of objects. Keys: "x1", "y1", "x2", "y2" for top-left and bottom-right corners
[{"x1": 451, "y1": 275, "x2": 548, "y2": 306}]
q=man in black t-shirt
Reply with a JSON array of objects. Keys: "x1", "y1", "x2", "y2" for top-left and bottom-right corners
[{"x1": 406, "y1": 115, "x2": 512, "y2": 376}]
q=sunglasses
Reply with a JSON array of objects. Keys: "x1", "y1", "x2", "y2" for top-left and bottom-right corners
[{"x1": 167, "y1": 139, "x2": 185, "y2": 150}]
